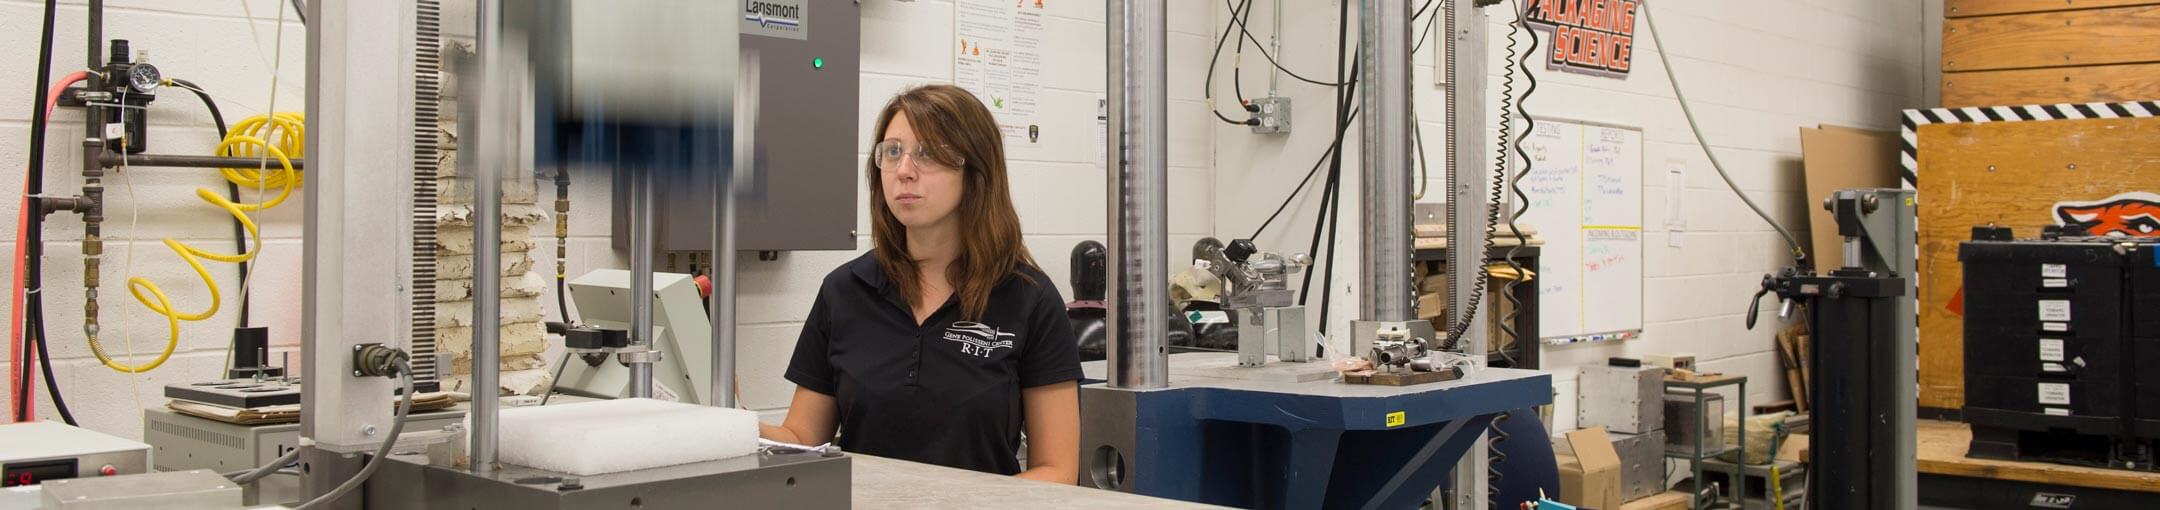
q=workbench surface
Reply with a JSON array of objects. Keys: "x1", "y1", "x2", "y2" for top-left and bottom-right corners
[{"x1": 852, "y1": 455, "x2": 1221, "y2": 509}]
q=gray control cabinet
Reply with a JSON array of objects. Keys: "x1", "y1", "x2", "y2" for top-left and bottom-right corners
[{"x1": 618, "y1": 0, "x2": 861, "y2": 252}]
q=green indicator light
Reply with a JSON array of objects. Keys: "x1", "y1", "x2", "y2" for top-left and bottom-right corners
[{"x1": 812, "y1": 57, "x2": 825, "y2": 69}]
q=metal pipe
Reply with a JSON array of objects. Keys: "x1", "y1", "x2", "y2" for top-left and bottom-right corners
[
  {"x1": 98, "y1": 152, "x2": 306, "y2": 169},
  {"x1": 1106, "y1": 0, "x2": 1170, "y2": 389},
  {"x1": 1268, "y1": 0, "x2": 1281, "y2": 95},
  {"x1": 712, "y1": 53, "x2": 760, "y2": 409},
  {"x1": 81, "y1": 0, "x2": 107, "y2": 353},
  {"x1": 628, "y1": 166, "x2": 656, "y2": 399},
  {"x1": 469, "y1": 0, "x2": 503, "y2": 473},
  {"x1": 1359, "y1": 0, "x2": 1413, "y2": 323}
]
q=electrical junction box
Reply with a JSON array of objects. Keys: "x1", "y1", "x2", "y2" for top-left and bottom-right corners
[
  {"x1": 1249, "y1": 96, "x2": 1291, "y2": 134},
  {"x1": 1578, "y1": 364, "x2": 1666, "y2": 434}
]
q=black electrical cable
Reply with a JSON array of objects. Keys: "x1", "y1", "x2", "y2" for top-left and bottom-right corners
[
  {"x1": 31, "y1": 299, "x2": 78, "y2": 426},
  {"x1": 16, "y1": 325, "x2": 33, "y2": 422},
  {"x1": 1300, "y1": 152, "x2": 1341, "y2": 309},
  {"x1": 1296, "y1": 0, "x2": 1347, "y2": 354},
  {"x1": 1221, "y1": 0, "x2": 1351, "y2": 87},
  {"x1": 1230, "y1": 0, "x2": 1250, "y2": 109},
  {"x1": 1297, "y1": 0, "x2": 1358, "y2": 308},
  {"x1": 17, "y1": 0, "x2": 60, "y2": 423},
  {"x1": 169, "y1": 78, "x2": 251, "y2": 327},
  {"x1": 1205, "y1": 0, "x2": 1258, "y2": 126},
  {"x1": 1411, "y1": 0, "x2": 1443, "y2": 55},
  {"x1": 1247, "y1": 107, "x2": 1358, "y2": 241}
]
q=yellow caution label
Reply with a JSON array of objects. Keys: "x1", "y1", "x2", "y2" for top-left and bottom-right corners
[{"x1": 1385, "y1": 411, "x2": 1406, "y2": 428}]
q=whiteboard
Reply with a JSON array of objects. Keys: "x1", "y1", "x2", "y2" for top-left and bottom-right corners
[{"x1": 1515, "y1": 119, "x2": 1643, "y2": 345}]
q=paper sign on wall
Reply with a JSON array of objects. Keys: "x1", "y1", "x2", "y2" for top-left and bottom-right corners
[
  {"x1": 1522, "y1": 0, "x2": 1643, "y2": 80},
  {"x1": 956, "y1": 0, "x2": 1045, "y2": 147}
]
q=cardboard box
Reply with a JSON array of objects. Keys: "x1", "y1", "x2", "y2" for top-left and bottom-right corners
[
  {"x1": 1556, "y1": 427, "x2": 1623, "y2": 510},
  {"x1": 1777, "y1": 433, "x2": 1809, "y2": 465},
  {"x1": 1557, "y1": 429, "x2": 1666, "y2": 504},
  {"x1": 1418, "y1": 292, "x2": 1446, "y2": 321}
]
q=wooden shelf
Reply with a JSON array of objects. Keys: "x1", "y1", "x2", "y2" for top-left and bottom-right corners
[{"x1": 1917, "y1": 420, "x2": 2160, "y2": 494}]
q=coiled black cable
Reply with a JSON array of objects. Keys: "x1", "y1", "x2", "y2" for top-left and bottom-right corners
[
  {"x1": 1488, "y1": 1, "x2": 1541, "y2": 505},
  {"x1": 1494, "y1": 0, "x2": 1540, "y2": 365}
]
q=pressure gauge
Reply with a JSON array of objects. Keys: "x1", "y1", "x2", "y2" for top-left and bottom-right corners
[{"x1": 126, "y1": 63, "x2": 162, "y2": 94}]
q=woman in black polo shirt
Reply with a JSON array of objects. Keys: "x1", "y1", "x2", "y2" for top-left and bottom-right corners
[{"x1": 758, "y1": 84, "x2": 1082, "y2": 484}]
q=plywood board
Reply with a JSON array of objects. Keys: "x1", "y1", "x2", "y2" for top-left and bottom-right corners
[
  {"x1": 1948, "y1": 0, "x2": 2160, "y2": 17},
  {"x1": 1620, "y1": 491, "x2": 1691, "y2": 510},
  {"x1": 1944, "y1": 63, "x2": 2160, "y2": 107},
  {"x1": 1799, "y1": 125, "x2": 1901, "y2": 270},
  {"x1": 1918, "y1": 420, "x2": 2160, "y2": 493},
  {"x1": 1944, "y1": 5, "x2": 2160, "y2": 71},
  {"x1": 1914, "y1": 117, "x2": 2160, "y2": 410}
]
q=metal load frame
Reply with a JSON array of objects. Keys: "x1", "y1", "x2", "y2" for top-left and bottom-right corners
[
  {"x1": 299, "y1": 1, "x2": 848, "y2": 508},
  {"x1": 1086, "y1": 1, "x2": 1546, "y2": 508}
]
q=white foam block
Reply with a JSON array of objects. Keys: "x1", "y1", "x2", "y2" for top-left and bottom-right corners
[{"x1": 494, "y1": 398, "x2": 759, "y2": 475}]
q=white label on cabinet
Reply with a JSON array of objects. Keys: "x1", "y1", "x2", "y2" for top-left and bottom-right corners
[
  {"x1": 2042, "y1": 264, "x2": 2067, "y2": 278},
  {"x1": 2038, "y1": 382, "x2": 2071, "y2": 405},
  {"x1": 2044, "y1": 408, "x2": 2071, "y2": 416},
  {"x1": 2043, "y1": 322, "x2": 2070, "y2": 332},
  {"x1": 2040, "y1": 300, "x2": 2072, "y2": 322},
  {"x1": 2042, "y1": 362, "x2": 2067, "y2": 373},
  {"x1": 2040, "y1": 338, "x2": 2066, "y2": 362},
  {"x1": 2043, "y1": 278, "x2": 2070, "y2": 288}
]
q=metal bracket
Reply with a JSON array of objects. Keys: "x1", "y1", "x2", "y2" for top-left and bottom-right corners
[{"x1": 616, "y1": 347, "x2": 665, "y2": 366}]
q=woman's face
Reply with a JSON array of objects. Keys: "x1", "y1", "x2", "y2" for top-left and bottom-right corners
[{"x1": 878, "y1": 114, "x2": 966, "y2": 230}]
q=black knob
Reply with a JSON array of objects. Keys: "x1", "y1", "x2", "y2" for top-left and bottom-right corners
[
  {"x1": 1071, "y1": 241, "x2": 1107, "y2": 301},
  {"x1": 1225, "y1": 239, "x2": 1258, "y2": 264}
]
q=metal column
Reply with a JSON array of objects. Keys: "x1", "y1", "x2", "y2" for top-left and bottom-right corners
[
  {"x1": 1359, "y1": 0, "x2": 1414, "y2": 324},
  {"x1": 468, "y1": 0, "x2": 505, "y2": 472},
  {"x1": 1444, "y1": 1, "x2": 1493, "y2": 508},
  {"x1": 1106, "y1": 0, "x2": 1169, "y2": 389},
  {"x1": 628, "y1": 168, "x2": 656, "y2": 399},
  {"x1": 712, "y1": 53, "x2": 760, "y2": 409},
  {"x1": 302, "y1": 0, "x2": 413, "y2": 504}
]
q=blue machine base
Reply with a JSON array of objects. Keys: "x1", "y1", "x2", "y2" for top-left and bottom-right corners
[{"x1": 1100, "y1": 368, "x2": 1551, "y2": 509}]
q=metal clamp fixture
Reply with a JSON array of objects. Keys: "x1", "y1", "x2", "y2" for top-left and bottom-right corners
[
  {"x1": 1196, "y1": 239, "x2": 1314, "y2": 366},
  {"x1": 1369, "y1": 328, "x2": 1430, "y2": 372}
]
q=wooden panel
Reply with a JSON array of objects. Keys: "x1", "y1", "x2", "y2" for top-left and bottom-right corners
[
  {"x1": 1620, "y1": 491, "x2": 1691, "y2": 510},
  {"x1": 1914, "y1": 117, "x2": 2160, "y2": 410},
  {"x1": 1944, "y1": 5, "x2": 2160, "y2": 71},
  {"x1": 1943, "y1": 62, "x2": 2160, "y2": 107},
  {"x1": 1918, "y1": 420, "x2": 2160, "y2": 492},
  {"x1": 1948, "y1": 0, "x2": 2160, "y2": 17}
]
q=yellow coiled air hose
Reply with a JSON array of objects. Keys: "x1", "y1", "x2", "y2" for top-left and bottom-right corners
[{"x1": 95, "y1": 113, "x2": 302, "y2": 373}]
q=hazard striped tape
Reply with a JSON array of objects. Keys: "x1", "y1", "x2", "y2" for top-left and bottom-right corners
[{"x1": 1900, "y1": 101, "x2": 2160, "y2": 188}]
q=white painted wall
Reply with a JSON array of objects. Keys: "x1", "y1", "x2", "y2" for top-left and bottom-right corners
[
  {"x1": 1211, "y1": 0, "x2": 1929, "y2": 431},
  {"x1": 3, "y1": 0, "x2": 1218, "y2": 440}
]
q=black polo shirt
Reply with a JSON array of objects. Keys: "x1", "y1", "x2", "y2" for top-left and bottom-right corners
[{"x1": 785, "y1": 252, "x2": 1081, "y2": 475}]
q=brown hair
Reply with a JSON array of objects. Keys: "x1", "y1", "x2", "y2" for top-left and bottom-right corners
[{"x1": 866, "y1": 84, "x2": 1037, "y2": 321}]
